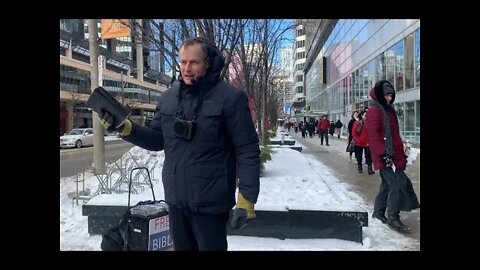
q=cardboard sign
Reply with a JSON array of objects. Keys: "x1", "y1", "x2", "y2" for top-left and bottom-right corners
[{"x1": 148, "y1": 215, "x2": 174, "y2": 251}]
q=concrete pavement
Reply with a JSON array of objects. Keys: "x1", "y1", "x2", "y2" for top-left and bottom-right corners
[{"x1": 287, "y1": 130, "x2": 420, "y2": 248}]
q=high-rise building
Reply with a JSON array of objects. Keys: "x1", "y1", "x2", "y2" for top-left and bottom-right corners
[
  {"x1": 303, "y1": 19, "x2": 420, "y2": 145},
  {"x1": 60, "y1": 19, "x2": 170, "y2": 135},
  {"x1": 278, "y1": 47, "x2": 294, "y2": 115},
  {"x1": 292, "y1": 21, "x2": 307, "y2": 112}
]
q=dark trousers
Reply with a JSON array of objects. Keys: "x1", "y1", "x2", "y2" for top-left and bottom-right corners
[
  {"x1": 169, "y1": 207, "x2": 230, "y2": 251},
  {"x1": 319, "y1": 130, "x2": 329, "y2": 144},
  {"x1": 374, "y1": 168, "x2": 420, "y2": 218},
  {"x1": 354, "y1": 146, "x2": 372, "y2": 166}
]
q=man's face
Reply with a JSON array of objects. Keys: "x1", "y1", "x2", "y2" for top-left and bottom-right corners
[{"x1": 179, "y1": 44, "x2": 209, "y2": 85}]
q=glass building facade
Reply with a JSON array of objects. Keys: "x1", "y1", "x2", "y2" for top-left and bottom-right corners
[{"x1": 305, "y1": 19, "x2": 420, "y2": 145}]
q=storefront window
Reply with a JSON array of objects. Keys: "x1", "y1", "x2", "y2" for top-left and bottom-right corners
[
  {"x1": 415, "y1": 100, "x2": 420, "y2": 139},
  {"x1": 404, "y1": 101, "x2": 416, "y2": 141},
  {"x1": 396, "y1": 102, "x2": 405, "y2": 136},
  {"x1": 385, "y1": 48, "x2": 395, "y2": 86},
  {"x1": 375, "y1": 54, "x2": 386, "y2": 82},
  {"x1": 394, "y1": 41, "x2": 404, "y2": 91},
  {"x1": 415, "y1": 29, "x2": 420, "y2": 87}
]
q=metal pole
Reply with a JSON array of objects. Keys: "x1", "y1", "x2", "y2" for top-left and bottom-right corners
[
  {"x1": 135, "y1": 19, "x2": 143, "y2": 81},
  {"x1": 88, "y1": 19, "x2": 106, "y2": 174},
  {"x1": 121, "y1": 70, "x2": 125, "y2": 104},
  {"x1": 172, "y1": 29, "x2": 176, "y2": 80}
]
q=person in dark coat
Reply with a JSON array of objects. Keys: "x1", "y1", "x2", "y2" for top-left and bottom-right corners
[
  {"x1": 300, "y1": 121, "x2": 306, "y2": 138},
  {"x1": 98, "y1": 37, "x2": 260, "y2": 250},
  {"x1": 308, "y1": 120, "x2": 315, "y2": 138},
  {"x1": 334, "y1": 120, "x2": 343, "y2": 138},
  {"x1": 329, "y1": 121, "x2": 335, "y2": 136},
  {"x1": 367, "y1": 80, "x2": 420, "y2": 232},
  {"x1": 347, "y1": 110, "x2": 359, "y2": 161}
]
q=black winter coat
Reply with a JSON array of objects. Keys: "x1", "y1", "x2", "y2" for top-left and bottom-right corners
[{"x1": 122, "y1": 48, "x2": 260, "y2": 215}]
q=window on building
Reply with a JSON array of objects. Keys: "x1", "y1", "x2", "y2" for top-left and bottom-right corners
[
  {"x1": 375, "y1": 53, "x2": 386, "y2": 82},
  {"x1": 415, "y1": 29, "x2": 420, "y2": 87},
  {"x1": 405, "y1": 101, "x2": 415, "y2": 140},
  {"x1": 385, "y1": 47, "x2": 395, "y2": 87},
  {"x1": 350, "y1": 73, "x2": 354, "y2": 104},
  {"x1": 296, "y1": 86, "x2": 303, "y2": 93},
  {"x1": 394, "y1": 40, "x2": 404, "y2": 91},
  {"x1": 415, "y1": 100, "x2": 420, "y2": 139},
  {"x1": 296, "y1": 40, "x2": 305, "y2": 48},
  {"x1": 358, "y1": 66, "x2": 365, "y2": 100},
  {"x1": 362, "y1": 64, "x2": 368, "y2": 100},
  {"x1": 296, "y1": 63, "x2": 304, "y2": 71},
  {"x1": 296, "y1": 75, "x2": 303, "y2": 82},
  {"x1": 296, "y1": 51, "x2": 305, "y2": 59},
  {"x1": 404, "y1": 32, "x2": 415, "y2": 90},
  {"x1": 368, "y1": 59, "x2": 375, "y2": 89},
  {"x1": 296, "y1": 28, "x2": 305, "y2": 36},
  {"x1": 396, "y1": 102, "x2": 405, "y2": 135}
]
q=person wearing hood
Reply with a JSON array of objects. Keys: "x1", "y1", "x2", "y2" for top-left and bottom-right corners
[
  {"x1": 366, "y1": 80, "x2": 420, "y2": 232},
  {"x1": 98, "y1": 37, "x2": 260, "y2": 250}
]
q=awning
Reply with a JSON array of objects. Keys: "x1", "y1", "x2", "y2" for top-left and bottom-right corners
[{"x1": 292, "y1": 100, "x2": 306, "y2": 108}]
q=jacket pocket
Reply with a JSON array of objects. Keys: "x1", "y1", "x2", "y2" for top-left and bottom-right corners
[
  {"x1": 197, "y1": 105, "x2": 223, "y2": 141},
  {"x1": 158, "y1": 106, "x2": 177, "y2": 144},
  {"x1": 189, "y1": 164, "x2": 229, "y2": 206}
]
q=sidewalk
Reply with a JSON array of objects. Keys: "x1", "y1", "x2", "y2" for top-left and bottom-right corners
[{"x1": 288, "y1": 130, "x2": 420, "y2": 248}]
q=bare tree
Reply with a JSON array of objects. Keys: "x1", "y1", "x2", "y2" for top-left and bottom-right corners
[
  {"x1": 229, "y1": 19, "x2": 294, "y2": 143},
  {"x1": 122, "y1": 19, "x2": 294, "y2": 143}
]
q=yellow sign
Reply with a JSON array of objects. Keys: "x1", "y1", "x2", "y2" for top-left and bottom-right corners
[{"x1": 101, "y1": 19, "x2": 130, "y2": 39}]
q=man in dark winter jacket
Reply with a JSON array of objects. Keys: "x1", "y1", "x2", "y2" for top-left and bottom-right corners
[
  {"x1": 366, "y1": 80, "x2": 420, "y2": 232},
  {"x1": 334, "y1": 119, "x2": 343, "y2": 138},
  {"x1": 98, "y1": 37, "x2": 260, "y2": 250}
]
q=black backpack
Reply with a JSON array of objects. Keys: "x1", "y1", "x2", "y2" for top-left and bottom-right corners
[{"x1": 100, "y1": 211, "x2": 131, "y2": 251}]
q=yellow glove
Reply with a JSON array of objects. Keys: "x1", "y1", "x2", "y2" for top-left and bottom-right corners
[
  {"x1": 230, "y1": 192, "x2": 256, "y2": 229},
  {"x1": 98, "y1": 111, "x2": 132, "y2": 136}
]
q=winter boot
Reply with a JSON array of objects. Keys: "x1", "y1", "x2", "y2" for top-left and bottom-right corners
[
  {"x1": 387, "y1": 216, "x2": 411, "y2": 232},
  {"x1": 372, "y1": 211, "x2": 387, "y2": 223},
  {"x1": 368, "y1": 165, "x2": 375, "y2": 175},
  {"x1": 357, "y1": 163, "x2": 363, "y2": 173}
]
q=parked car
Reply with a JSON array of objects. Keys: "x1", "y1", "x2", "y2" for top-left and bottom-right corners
[{"x1": 60, "y1": 128, "x2": 94, "y2": 148}]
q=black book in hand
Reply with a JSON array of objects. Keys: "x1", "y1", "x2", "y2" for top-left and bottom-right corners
[{"x1": 87, "y1": 87, "x2": 131, "y2": 128}]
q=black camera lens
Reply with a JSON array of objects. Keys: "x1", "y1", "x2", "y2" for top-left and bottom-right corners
[{"x1": 174, "y1": 120, "x2": 188, "y2": 137}]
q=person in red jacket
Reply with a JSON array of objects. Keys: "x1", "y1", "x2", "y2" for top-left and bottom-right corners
[
  {"x1": 352, "y1": 110, "x2": 374, "y2": 175},
  {"x1": 317, "y1": 115, "x2": 330, "y2": 146},
  {"x1": 366, "y1": 80, "x2": 420, "y2": 232}
]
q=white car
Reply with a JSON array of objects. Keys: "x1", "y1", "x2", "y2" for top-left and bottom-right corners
[{"x1": 60, "y1": 128, "x2": 94, "y2": 148}]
